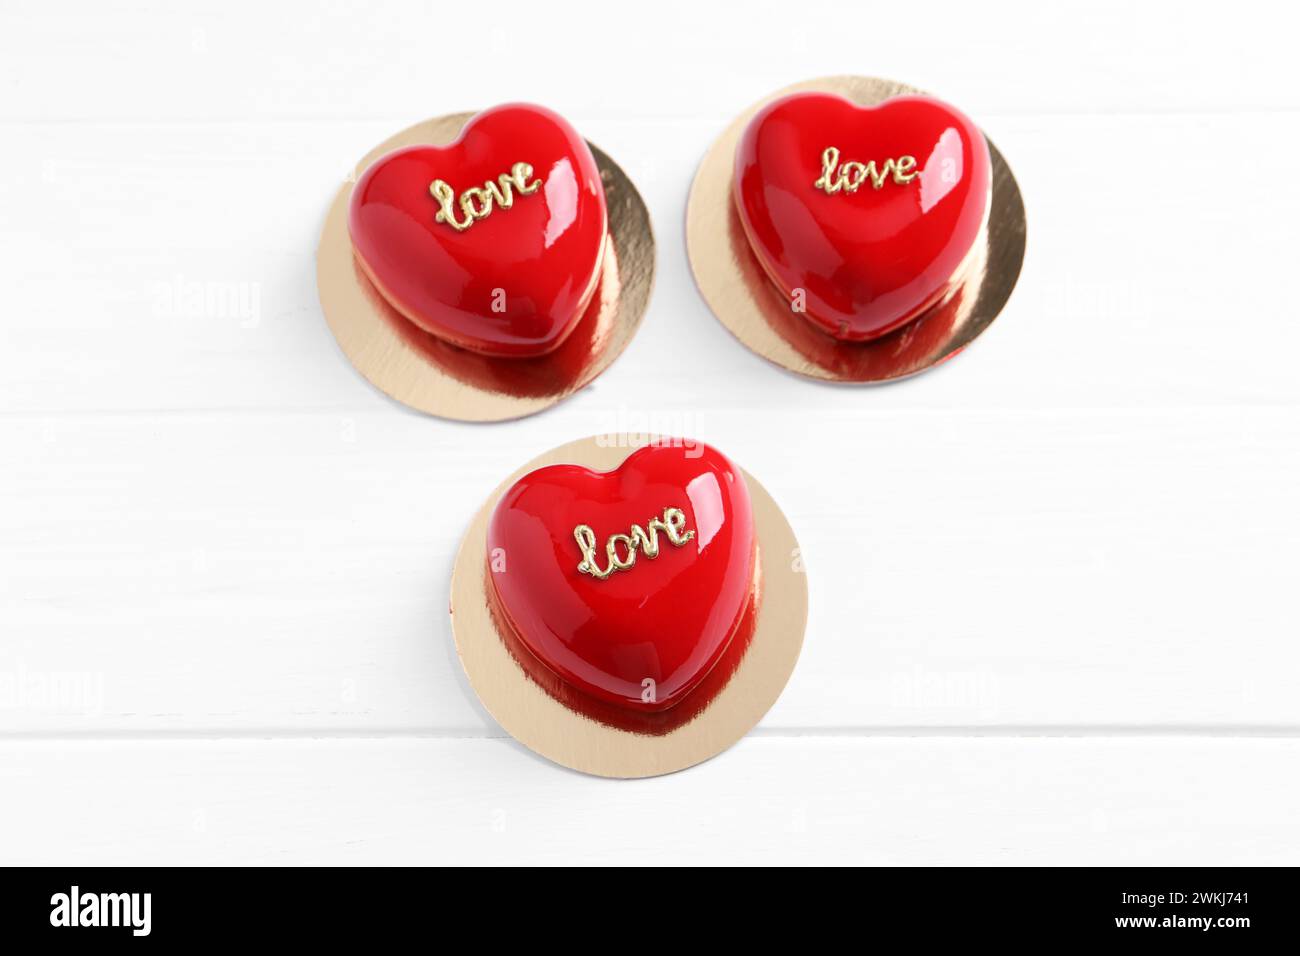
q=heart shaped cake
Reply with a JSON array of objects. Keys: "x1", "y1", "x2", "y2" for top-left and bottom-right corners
[
  {"x1": 733, "y1": 92, "x2": 991, "y2": 341},
  {"x1": 486, "y1": 442, "x2": 756, "y2": 712},
  {"x1": 348, "y1": 103, "x2": 608, "y2": 357}
]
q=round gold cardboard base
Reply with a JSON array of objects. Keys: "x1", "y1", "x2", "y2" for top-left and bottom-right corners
[
  {"x1": 449, "y1": 436, "x2": 808, "y2": 778},
  {"x1": 686, "y1": 76, "x2": 1026, "y2": 384},
  {"x1": 317, "y1": 114, "x2": 655, "y2": 422}
]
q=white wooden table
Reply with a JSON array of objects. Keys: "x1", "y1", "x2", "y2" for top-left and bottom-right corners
[{"x1": 3, "y1": 0, "x2": 1298, "y2": 865}]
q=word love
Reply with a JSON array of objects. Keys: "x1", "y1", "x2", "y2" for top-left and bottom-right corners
[
  {"x1": 429, "y1": 161, "x2": 542, "y2": 232},
  {"x1": 573, "y1": 506, "x2": 695, "y2": 581},
  {"x1": 813, "y1": 145, "x2": 919, "y2": 194}
]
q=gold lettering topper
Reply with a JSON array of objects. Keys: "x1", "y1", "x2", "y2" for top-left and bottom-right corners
[
  {"x1": 429, "y1": 161, "x2": 542, "y2": 232},
  {"x1": 573, "y1": 506, "x2": 696, "y2": 581},
  {"x1": 814, "y1": 146, "x2": 918, "y2": 194}
]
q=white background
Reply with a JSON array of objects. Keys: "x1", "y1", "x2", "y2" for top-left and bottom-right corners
[{"x1": 3, "y1": 0, "x2": 1298, "y2": 865}]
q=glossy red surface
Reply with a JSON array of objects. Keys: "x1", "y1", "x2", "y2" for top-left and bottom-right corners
[
  {"x1": 348, "y1": 104, "x2": 607, "y2": 357},
  {"x1": 734, "y1": 92, "x2": 991, "y2": 341},
  {"x1": 486, "y1": 443, "x2": 755, "y2": 712}
]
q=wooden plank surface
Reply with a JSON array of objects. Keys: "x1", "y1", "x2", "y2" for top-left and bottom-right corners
[{"x1": 3, "y1": 737, "x2": 1295, "y2": 865}]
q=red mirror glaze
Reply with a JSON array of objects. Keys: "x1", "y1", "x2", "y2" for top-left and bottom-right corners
[
  {"x1": 486, "y1": 443, "x2": 755, "y2": 712},
  {"x1": 734, "y1": 92, "x2": 991, "y2": 342},
  {"x1": 348, "y1": 103, "x2": 607, "y2": 357}
]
